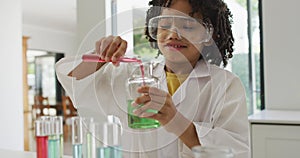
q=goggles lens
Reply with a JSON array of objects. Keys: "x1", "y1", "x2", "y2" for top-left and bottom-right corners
[{"x1": 148, "y1": 15, "x2": 211, "y2": 43}]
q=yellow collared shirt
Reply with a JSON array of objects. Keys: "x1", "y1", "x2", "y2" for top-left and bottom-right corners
[{"x1": 166, "y1": 71, "x2": 189, "y2": 96}]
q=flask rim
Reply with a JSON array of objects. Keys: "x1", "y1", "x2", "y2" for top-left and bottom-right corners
[{"x1": 128, "y1": 61, "x2": 154, "y2": 77}]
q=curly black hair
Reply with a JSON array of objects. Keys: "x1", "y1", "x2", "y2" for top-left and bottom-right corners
[{"x1": 144, "y1": 0, "x2": 234, "y2": 67}]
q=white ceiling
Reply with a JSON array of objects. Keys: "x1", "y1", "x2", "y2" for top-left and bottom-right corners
[{"x1": 22, "y1": 0, "x2": 77, "y2": 33}]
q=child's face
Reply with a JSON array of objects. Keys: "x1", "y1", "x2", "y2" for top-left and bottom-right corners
[{"x1": 155, "y1": 0, "x2": 207, "y2": 67}]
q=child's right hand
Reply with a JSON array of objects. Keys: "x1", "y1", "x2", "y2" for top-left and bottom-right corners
[{"x1": 95, "y1": 35, "x2": 128, "y2": 66}]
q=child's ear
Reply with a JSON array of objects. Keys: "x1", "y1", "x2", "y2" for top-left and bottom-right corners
[
  {"x1": 204, "y1": 38, "x2": 214, "y2": 46},
  {"x1": 204, "y1": 26, "x2": 214, "y2": 46}
]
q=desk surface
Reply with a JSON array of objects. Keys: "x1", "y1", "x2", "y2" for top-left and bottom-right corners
[
  {"x1": 0, "y1": 149, "x2": 72, "y2": 158},
  {"x1": 248, "y1": 109, "x2": 300, "y2": 124}
]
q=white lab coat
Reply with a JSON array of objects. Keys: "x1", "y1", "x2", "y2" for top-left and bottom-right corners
[{"x1": 55, "y1": 57, "x2": 250, "y2": 158}]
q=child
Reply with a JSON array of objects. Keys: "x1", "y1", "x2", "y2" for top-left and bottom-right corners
[{"x1": 56, "y1": 0, "x2": 250, "y2": 157}]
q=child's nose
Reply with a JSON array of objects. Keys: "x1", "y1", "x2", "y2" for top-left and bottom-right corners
[{"x1": 167, "y1": 27, "x2": 182, "y2": 40}]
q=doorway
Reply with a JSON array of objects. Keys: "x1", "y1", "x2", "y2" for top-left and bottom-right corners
[{"x1": 25, "y1": 49, "x2": 65, "y2": 151}]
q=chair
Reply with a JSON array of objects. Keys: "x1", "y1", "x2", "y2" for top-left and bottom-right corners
[
  {"x1": 31, "y1": 95, "x2": 51, "y2": 129},
  {"x1": 61, "y1": 96, "x2": 78, "y2": 140},
  {"x1": 32, "y1": 95, "x2": 50, "y2": 120}
]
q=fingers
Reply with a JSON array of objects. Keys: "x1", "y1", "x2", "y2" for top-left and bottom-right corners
[
  {"x1": 138, "y1": 86, "x2": 168, "y2": 97},
  {"x1": 95, "y1": 36, "x2": 114, "y2": 58},
  {"x1": 95, "y1": 37, "x2": 104, "y2": 55},
  {"x1": 132, "y1": 86, "x2": 168, "y2": 108},
  {"x1": 94, "y1": 36, "x2": 127, "y2": 63},
  {"x1": 104, "y1": 36, "x2": 127, "y2": 62},
  {"x1": 111, "y1": 39, "x2": 127, "y2": 62},
  {"x1": 133, "y1": 92, "x2": 167, "y2": 106},
  {"x1": 132, "y1": 86, "x2": 170, "y2": 117},
  {"x1": 133, "y1": 101, "x2": 163, "y2": 116},
  {"x1": 112, "y1": 60, "x2": 121, "y2": 67},
  {"x1": 132, "y1": 94, "x2": 151, "y2": 107}
]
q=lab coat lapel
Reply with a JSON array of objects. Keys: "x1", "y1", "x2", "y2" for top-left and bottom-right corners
[
  {"x1": 172, "y1": 60, "x2": 210, "y2": 107},
  {"x1": 152, "y1": 61, "x2": 187, "y2": 106},
  {"x1": 172, "y1": 79, "x2": 188, "y2": 106},
  {"x1": 153, "y1": 62, "x2": 186, "y2": 106},
  {"x1": 153, "y1": 61, "x2": 168, "y2": 92},
  {"x1": 153, "y1": 60, "x2": 210, "y2": 107}
]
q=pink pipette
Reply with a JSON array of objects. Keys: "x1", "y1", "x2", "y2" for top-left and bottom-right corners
[
  {"x1": 82, "y1": 54, "x2": 141, "y2": 63},
  {"x1": 82, "y1": 54, "x2": 145, "y2": 85}
]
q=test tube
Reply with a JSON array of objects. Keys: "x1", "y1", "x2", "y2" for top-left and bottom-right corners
[
  {"x1": 53, "y1": 116, "x2": 64, "y2": 158},
  {"x1": 72, "y1": 117, "x2": 83, "y2": 158},
  {"x1": 35, "y1": 119, "x2": 48, "y2": 158},
  {"x1": 85, "y1": 118, "x2": 96, "y2": 158},
  {"x1": 106, "y1": 122, "x2": 122, "y2": 158},
  {"x1": 95, "y1": 123, "x2": 105, "y2": 158},
  {"x1": 48, "y1": 117, "x2": 61, "y2": 158},
  {"x1": 95, "y1": 122, "x2": 122, "y2": 158}
]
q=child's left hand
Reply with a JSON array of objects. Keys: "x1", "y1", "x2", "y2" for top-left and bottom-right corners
[{"x1": 132, "y1": 86, "x2": 177, "y2": 126}]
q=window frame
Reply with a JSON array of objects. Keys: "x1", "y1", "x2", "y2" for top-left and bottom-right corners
[{"x1": 247, "y1": 0, "x2": 265, "y2": 112}]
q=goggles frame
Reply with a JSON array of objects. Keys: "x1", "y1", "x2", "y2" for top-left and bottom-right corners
[{"x1": 148, "y1": 15, "x2": 213, "y2": 44}]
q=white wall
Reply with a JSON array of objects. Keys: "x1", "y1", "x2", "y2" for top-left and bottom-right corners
[
  {"x1": 76, "y1": 0, "x2": 106, "y2": 55},
  {"x1": 76, "y1": 0, "x2": 136, "y2": 57},
  {"x1": 0, "y1": 0, "x2": 24, "y2": 150},
  {"x1": 23, "y1": 24, "x2": 77, "y2": 55},
  {"x1": 263, "y1": 0, "x2": 300, "y2": 110}
]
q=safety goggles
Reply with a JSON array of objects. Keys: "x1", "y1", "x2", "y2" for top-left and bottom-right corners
[{"x1": 148, "y1": 15, "x2": 212, "y2": 44}]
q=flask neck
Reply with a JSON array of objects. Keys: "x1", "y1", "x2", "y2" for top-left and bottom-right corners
[{"x1": 131, "y1": 62, "x2": 152, "y2": 78}]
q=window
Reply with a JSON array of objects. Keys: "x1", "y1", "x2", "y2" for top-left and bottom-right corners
[
  {"x1": 108, "y1": 0, "x2": 263, "y2": 115},
  {"x1": 27, "y1": 50, "x2": 65, "y2": 107},
  {"x1": 224, "y1": 0, "x2": 263, "y2": 115}
]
